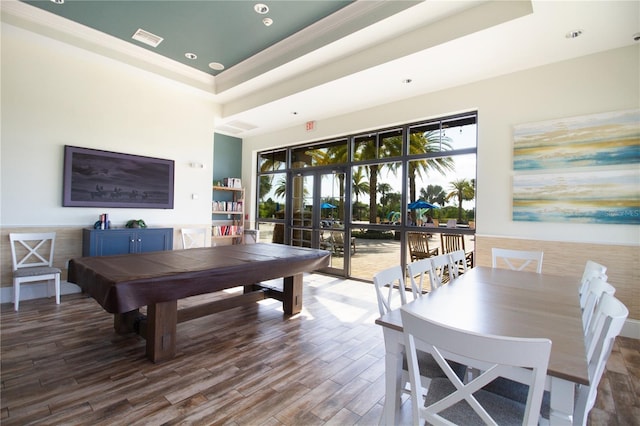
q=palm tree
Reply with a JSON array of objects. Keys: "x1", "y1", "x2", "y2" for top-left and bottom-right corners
[
  {"x1": 446, "y1": 178, "x2": 475, "y2": 222},
  {"x1": 352, "y1": 167, "x2": 369, "y2": 220},
  {"x1": 419, "y1": 184, "x2": 447, "y2": 206},
  {"x1": 407, "y1": 131, "x2": 455, "y2": 203}
]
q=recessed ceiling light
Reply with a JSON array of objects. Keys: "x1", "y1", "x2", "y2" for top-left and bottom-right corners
[
  {"x1": 209, "y1": 62, "x2": 225, "y2": 71},
  {"x1": 565, "y1": 29, "x2": 583, "y2": 39},
  {"x1": 402, "y1": 78, "x2": 413, "y2": 84},
  {"x1": 254, "y1": 3, "x2": 269, "y2": 14},
  {"x1": 263, "y1": 18, "x2": 273, "y2": 27},
  {"x1": 292, "y1": 111, "x2": 298, "y2": 115},
  {"x1": 185, "y1": 53, "x2": 197, "y2": 60},
  {"x1": 50, "y1": 0, "x2": 64, "y2": 4}
]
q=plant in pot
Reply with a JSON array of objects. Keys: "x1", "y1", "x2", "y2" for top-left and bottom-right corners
[{"x1": 126, "y1": 219, "x2": 147, "y2": 228}]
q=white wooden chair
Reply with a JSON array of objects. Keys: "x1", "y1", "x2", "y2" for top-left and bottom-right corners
[
  {"x1": 406, "y1": 258, "x2": 434, "y2": 300},
  {"x1": 373, "y1": 265, "x2": 407, "y2": 315},
  {"x1": 401, "y1": 307, "x2": 551, "y2": 426},
  {"x1": 428, "y1": 253, "x2": 453, "y2": 290},
  {"x1": 373, "y1": 266, "x2": 447, "y2": 401},
  {"x1": 580, "y1": 277, "x2": 616, "y2": 332},
  {"x1": 9, "y1": 232, "x2": 61, "y2": 311},
  {"x1": 491, "y1": 248, "x2": 543, "y2": 273},
  {"x1": 576, "y1": 293, "x2": 628, "y2": 426},
  {"x1": 181, "y1": 228, "x2": 207, "y2": 249},
  {"x1": 448, "y1": 249, "x2": 469, "y2": 279},
  {"x1": 579, "y1": 260, "x2": 608, "y2": 299}
]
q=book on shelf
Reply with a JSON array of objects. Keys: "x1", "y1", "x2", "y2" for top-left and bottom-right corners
[
  {"x1": 212, "y1": 225, "x2": 244, "y2": 237},
  {"x1": 212, "y1": 201, "x2": 243, "y2": 212}
]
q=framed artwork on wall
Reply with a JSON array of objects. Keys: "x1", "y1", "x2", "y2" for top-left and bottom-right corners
[
  {"x1": 512, "y1": 109, "x2": 640, "y2": 224},
  {"x1": 62, "y1": 145, "x2": 175, "y2": 209}
]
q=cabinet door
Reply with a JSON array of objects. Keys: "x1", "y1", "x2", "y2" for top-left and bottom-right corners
[
  {"x1": 136, "y1": 229, "x2": 172, "y2": 253},
  {"x1": 95, "y1": 232, "x2": 134, "y2": 256}
]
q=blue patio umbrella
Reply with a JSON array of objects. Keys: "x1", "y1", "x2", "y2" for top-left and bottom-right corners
[
  {"x1": 408, "y1": 200, "x2": 439, "y2": 209},
  {"x1": 321, "y1": 202, "x2": 337, "y2": 209}
]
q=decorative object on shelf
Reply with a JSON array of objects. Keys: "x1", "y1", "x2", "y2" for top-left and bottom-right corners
[
  {"x1": 93, "y1": 213, "x2": 111, "y2": 229},
  {"x1": 126, "y1": 219, "x2": 147, "y2": 228},
  {"x1": 62, "y1": 145, "x2": 175, "y2": 209}
]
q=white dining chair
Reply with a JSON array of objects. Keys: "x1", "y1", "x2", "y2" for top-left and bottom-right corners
[
  {"x1": 9, "y1": 232, "x2": 61, "y2": 311},
  {"x1": 580, "y1": 277, "x2": 616, "y2": 332},
  {"x1": 575, "y1": 293, "x2": 628, "y2": 426},
  {"x1": 372, "y1": 266, "x2": 447, "y2": 401},
  {"x1": 406, "y1": 258, "x2": 433, "y2": 299},
  {"x1": 181, "y1": 227, "x2": 207, "y2": 249},
  {"x1": 492, "y1": 248, "x2": 543, "y2": 273},
  {"x1": 401, "y1": 307, "x2": 551, "y2": 425},
  {"x1": 579, "y1": 260, "x2": 608, "y2": 298},
  {"x1": 449, "y1": 249, "x2": 469, "y2": 279},
  {"x1": 428, "y1": 253, "x2": 453, "y2": 289}
]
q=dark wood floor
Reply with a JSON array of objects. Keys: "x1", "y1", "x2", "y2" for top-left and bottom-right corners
[{"x1": 1, "y1": 274, "x2": 638, "y2": 425}]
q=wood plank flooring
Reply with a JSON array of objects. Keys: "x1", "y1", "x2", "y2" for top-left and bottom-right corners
[{"x1": 1, "y1": 274, "x2": 638, "y2": 425}]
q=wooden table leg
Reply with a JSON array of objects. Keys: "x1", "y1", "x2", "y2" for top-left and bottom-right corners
[
  {"x1": 146, "y1": 300, "x2": 177, "y2": 363},
  {"x1": 282, "y1": 273, "x2": 303, "y2": 315}
]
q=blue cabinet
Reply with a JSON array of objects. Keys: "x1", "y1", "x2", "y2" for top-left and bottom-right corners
[{"x1": 82, "y1": 228, "x2": 173, "y2": 256}]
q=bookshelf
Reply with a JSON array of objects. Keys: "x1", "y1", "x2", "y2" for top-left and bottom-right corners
[{"x1": 212, "y1": 185, "x2": 244, "y2": 244}]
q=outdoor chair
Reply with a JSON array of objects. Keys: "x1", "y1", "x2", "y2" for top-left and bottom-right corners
[
  {"x1": 491, "y1": 248, "x2": 543, "y2": 273},
  {"x1": 407, "y1": 232, "x2": 438, "y2": 262},
  {"x1": 440, "y1": 233, "x2": 473, "y2": 268},
  {"x1": 401, "y1": 307, "x2": 551, "y2": 426},
  {"x1": 9, "y1": 232, "x2": 61, "y2": 311},
  {"x1": 181, "y1": 227, "x2": 207, "y2": 249},
  {"x1": 329, "y1": 231, "x2": 356, "y2": 255}
]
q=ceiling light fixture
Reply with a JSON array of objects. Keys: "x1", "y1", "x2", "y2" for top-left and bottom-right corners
[
  {"x1": 185, "y1": 53, "x2": 197, "y2": 60},
  {"x1": 565, "y1": 29, "x2": 583, "y2": 39},
  {"x1": 263, "y1": 18, "x2": 273, "y2": 27},
  {"x1": 209, "y1": 62, "x2": 225, "y2": 71},
  {"x1": 50, "y1": 0, "x2": 64, "y2": 4},
  {"x1": 402, "y1": 78, "x2": 412, "y2": 84},
  {"x1": 254, "y1": 4, "x2": 269, "y2": 14}
]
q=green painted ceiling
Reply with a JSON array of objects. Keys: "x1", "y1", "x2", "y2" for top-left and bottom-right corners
[{"x1": 22, "y1": 0, "x2": 352, "y2": 76}]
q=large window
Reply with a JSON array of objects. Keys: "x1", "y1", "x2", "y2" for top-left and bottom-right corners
[{"x1": 256, "y1": 112, "x2": 477, "y2": 282}]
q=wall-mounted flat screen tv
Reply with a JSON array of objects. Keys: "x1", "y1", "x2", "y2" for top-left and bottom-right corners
[{"x1": 63, "y1": 145, "x2": 174, "y2": 209}]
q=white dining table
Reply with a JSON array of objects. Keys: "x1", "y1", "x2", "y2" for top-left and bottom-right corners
[{"x1": 375, "y1": 266, "x2": 589, "y2": 426}]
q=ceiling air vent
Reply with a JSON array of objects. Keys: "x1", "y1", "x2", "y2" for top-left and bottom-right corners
[
  {"x1": 132, "y1": 28, "x2": 163, "y2": 48},
  {"x1": 217, "y1": 120, "x2": 258, "y2": 135}
]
